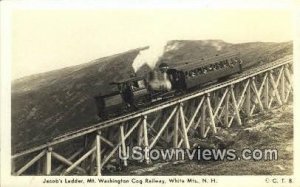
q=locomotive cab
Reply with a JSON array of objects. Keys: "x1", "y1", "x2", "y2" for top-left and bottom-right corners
[
  {"x1": 94, "y1": 91, "x2": 126, "y2": 119},
  {"x1": 94, "y1": 76, "x2": 148, "y2": 119},
  {"x1": 113, "y1": 77, "x2": 149, "y2": 108}
]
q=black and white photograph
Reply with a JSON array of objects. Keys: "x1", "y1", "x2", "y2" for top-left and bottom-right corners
[{"x1": 1, "y1": 0, "x2": 299, "y2": 186}]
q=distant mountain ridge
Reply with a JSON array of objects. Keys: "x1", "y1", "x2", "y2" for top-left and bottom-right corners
[{"x1": 11, "y1": 40, "x2": 292, "y2": 153}]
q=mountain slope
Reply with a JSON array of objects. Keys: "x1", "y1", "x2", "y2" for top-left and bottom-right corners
[
  {"x1": 12, "y1": 48, "x2": 141, "y2": 152},
  {"x1": 159, "y1": 40, "x2": 292, "y2": 69}
]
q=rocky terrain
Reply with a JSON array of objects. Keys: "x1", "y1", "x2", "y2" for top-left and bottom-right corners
[{"x1": 11, "y1": 40, "x2": 292, "y2": 153}]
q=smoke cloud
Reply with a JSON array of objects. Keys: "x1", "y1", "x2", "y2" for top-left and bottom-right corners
[{"x1": 132, "y1": 40, "x2": 181, "y2": 72}]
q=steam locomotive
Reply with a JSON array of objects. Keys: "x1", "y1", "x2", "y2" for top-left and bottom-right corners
[{"x1": 94, "y1": 53, "x2": 243, "y2": 119}]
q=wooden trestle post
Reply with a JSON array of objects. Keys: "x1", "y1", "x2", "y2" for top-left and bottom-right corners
[
  {"x1": 96, "y1": 130, "x2": 102, "y2": 176},
  {"x1": 200, "y1": 101, "x2": 206, "y2": 138},
  {"x1": 120, "y1": 124, "x2": 128, "y2": 166},
  {"x1": 230, "y1": 85, "x2": 242, "y2": 126},
  {"x1": 206, "y1": 93, "x2": 217, "y2": 134},
  {"x1": 224, "y1": 89, "x2": 230, "y2": 127},
  {"x1": 173, "y1": 108, "x2": 179, "y2": 148},
  {"x1": 142, "y1": 115, "x2": 150, "y2": 164},
  {"x1": 284, "y1": 64, "x2": 292, "y2": 103},
  {"x1": 281, "y1": 69, "x2": 285, "y2": 103},
  {"x1": 251, "y1": 77, "x2": 264, "y2": 112},
  {"x1": 137, "y1": 120, "x2": 143, "y2": 147},
  {"x1": 269, "y1": 70, "x2": 283, "y2": 106},
  {"x1": 264, "y1": 73, "x2": 269, "y2": 109},
  {"x1": 245, "y1": 79, "x2": 251, "y2": 116},
  {"x1": 45, "y1": 147, "x2": 52, "y2": 175},
  {"x1": 179, "y1": 103, "x2": 190, "y2": 149}
]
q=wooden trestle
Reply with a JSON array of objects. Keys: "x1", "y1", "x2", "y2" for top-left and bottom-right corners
[{"x1": 12, "y1": 56, "x2": 293, "y2": 176}]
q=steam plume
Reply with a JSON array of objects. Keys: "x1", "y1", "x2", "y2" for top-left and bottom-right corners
[{"x1": 132, "y1": 40, "x2": 180, "y2": 72}]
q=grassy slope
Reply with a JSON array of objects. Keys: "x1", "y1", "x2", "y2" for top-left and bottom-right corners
[
  {"x1": 11, "y1": 40, "x2": 292, "y2": 153},
  {"x1": 123, "y1": 105, "x2": 293, "y2": 175}
]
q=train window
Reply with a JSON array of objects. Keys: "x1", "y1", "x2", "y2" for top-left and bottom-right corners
[
  {"x1": 137, "y1": 80, "x2": 146, "y2": 88},
  {"x1": 185, "y1": 71, "x2": 189, "y2": 79},
  {"x1": 117, "y1": 84, "x2": 124, "y2": 92},
  {"x1": 134, "y1": 81, "x2": 139, "y2": 87},
  {"x1": 131, "y1": 81, "x2": 139, "y2": 91},
  {"x1": 175, "y1": 73, "x2": 180, "y2": 81},
  {"x1": 215, "y1": 63, "x2": 220, "y2": 70},
  {"x1": 230, "y1": 58, "x2": 234, "y2": 64},
  {"x1": 198, "y1": 68, "x2": 203, "y2": 74},
  {"x1": 220, "y1": 62, "x2": 223, "y2": 68},
  {"x1": 219, "y1": 62, "x2": 224, "y2": 68},
  {"x1": 194, "y1": 70, "x2": 198, "y2": 76},
  {"x1": 191, "y1": 71, "x2": 196, "y2": 77},
  {"x1": 224, "y1": 59, "x2": 230, "y2": 67},
  {"x1": 235, "y1": 57, "x2": 241, "y2": 64},
  {"x1": 230, "y1": 58, "x2": 237, "y2": 66},
  {"x1": 219, "y1": 62, "x2": 222, "y2": 69},
  {"x1": 220, "y1": 60, "x2": 224, "y2": 67}
]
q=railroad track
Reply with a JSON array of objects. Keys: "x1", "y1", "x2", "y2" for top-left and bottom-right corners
[{"x1": 12, "y1": 55, "x2": 292, "y2": 159}]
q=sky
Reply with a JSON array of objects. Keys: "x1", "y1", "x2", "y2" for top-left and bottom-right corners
[{"x1": 11, "y1": 2, "x2": 293, "y2": 79}]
